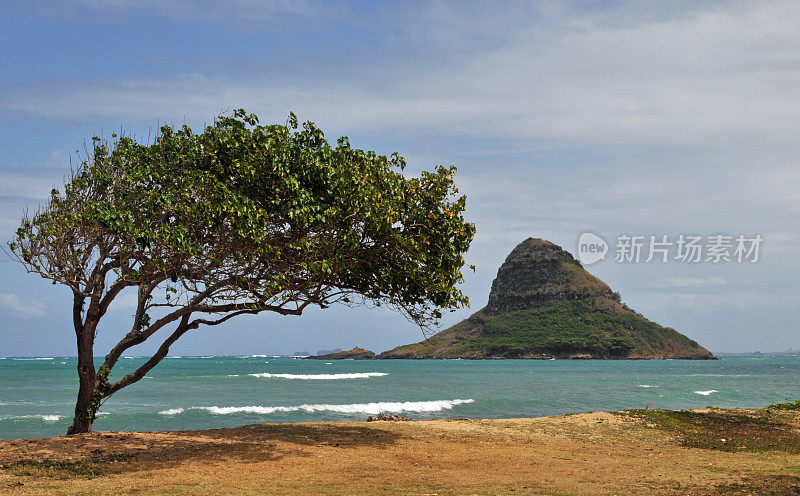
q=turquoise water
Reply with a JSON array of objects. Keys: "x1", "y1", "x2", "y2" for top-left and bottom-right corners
[{"x1": 1, "y1": 355, "x2": 799, "y2": 440}]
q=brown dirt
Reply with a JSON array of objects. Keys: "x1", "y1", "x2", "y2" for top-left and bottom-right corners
[{"x1": 2, "y1": 409, "x2": 800, "y2": 495}]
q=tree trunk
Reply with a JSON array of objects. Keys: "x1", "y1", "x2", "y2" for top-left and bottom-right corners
[
  {"x1": 68, "y1": 311, "x2": 98, "y2": 435},
  {"x1": 67, "y1": 360, "x2": 97, "y2": 435}
]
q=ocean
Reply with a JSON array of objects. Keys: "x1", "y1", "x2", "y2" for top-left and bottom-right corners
[{"x1": 1, "y1": 355, "x2": 799, "y2": 440}]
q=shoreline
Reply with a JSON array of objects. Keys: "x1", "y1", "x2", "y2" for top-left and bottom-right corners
[{"x1": 2, "y1": 407, "x2": 799, "y2": 495}]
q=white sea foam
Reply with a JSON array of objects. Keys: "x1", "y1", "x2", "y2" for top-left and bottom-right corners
[
  {"x1": 159, "y1": 399, "x2": 474, "y2": 416},
  {"x1": 325, "y1": 362, "x2": 333, "y2": 365},
  {"x1": 227, "y1": 374, "x2": 240, "y2": 377},
  {"x1": 13, "y1": 414, "x2": 62, "y2": 422},
  {"x1": 248, "y1": 372, "x2": 388, "y2": 380},
  {"x1": 638, "y1": 384, "x2": 659, "y2": 388},
  {"x1": 12, "y1": 357, "x2": 54, "y2": 361},
  {"x1": 694, "y1": 389, "x2": 719, "y2": 396},
  {"x1": 159, "y1": 408, "x2": 185, "y2": 415}
]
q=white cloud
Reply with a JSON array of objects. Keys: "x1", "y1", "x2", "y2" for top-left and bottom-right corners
[
  {"x1": 7, "y1": 1, "x2": 800, "y2": 151},
  {"x1": 648, "y1": 276, "x2": 727, "y2": 288},
  {"x1": 0, "y1": 293, "x2": 47, "y2": 319},
  {"x1": 5, "y1": 2, "x2": 799, "y2": 243}
]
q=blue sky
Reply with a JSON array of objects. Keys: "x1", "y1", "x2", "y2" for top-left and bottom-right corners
[{"x1": 1, "y1": 0, "x2": 798, "y2": 356}]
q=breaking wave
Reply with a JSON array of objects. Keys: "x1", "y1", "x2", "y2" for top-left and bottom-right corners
[
  {"x1": 9, "y1": 414, "x2": 63, "y2": 422},
  {"x1": 694, "y1": 389, "x2": 719, "y2": 396},
  {"x1": 159, "y1": 408, "x2": 186, "y2": 415},
  {"x1": 159, "y1": 399, "x2": 474, "y2": 416},
  {"x1": 248, "y1": 372, "x2": 388, "y2": 380}
]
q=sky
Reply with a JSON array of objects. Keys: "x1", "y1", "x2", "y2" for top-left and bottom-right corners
[{"x1": 0, "y1": 0, "x2": 798, "y2": 356}]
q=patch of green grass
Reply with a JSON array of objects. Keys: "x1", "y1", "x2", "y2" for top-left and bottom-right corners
[
  {"x1": 0, "y1": 453, "x2": 133, "y2": 479},
  {"x1": 712, "y1": 475, "x2": 800, "y2": 496},
  {"x1": 619, "y1": 409, "x2": 800, "y2": 454},
  {"x1": 767, "y1": 400, "x2": 800, "y2": 411}
]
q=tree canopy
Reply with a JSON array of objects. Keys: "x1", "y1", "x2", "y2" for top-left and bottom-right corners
[{"x1": 8, "y1": 110, "x2": 475, "y2": 434}]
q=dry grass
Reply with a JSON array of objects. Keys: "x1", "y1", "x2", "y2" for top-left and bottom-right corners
[{"x1": 2, "y1": 409, "x2": 800, "y2": 495}]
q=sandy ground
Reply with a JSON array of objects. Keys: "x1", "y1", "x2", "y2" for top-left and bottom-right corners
[{"x1": 2, "y1": 409, "x2": 800, "y2": 495}]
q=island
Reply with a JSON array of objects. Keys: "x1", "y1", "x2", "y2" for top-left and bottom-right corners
[
  {"x1": 311, "y1": 347, "x2": 377, "y2": 360},
  {"x1": 326, "y1": 238, "x2": 715, "y2": 360}
]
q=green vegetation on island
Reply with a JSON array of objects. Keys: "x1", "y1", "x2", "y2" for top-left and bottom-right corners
[{"x1": 384, "y1": 300, "x2": 705, "y2": 359}]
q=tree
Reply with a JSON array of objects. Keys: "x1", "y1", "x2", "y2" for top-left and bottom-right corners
[{"x1": 8, "y1": 110, "x2": 475, "y2": 434}]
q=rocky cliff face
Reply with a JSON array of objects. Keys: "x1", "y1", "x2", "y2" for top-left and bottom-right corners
[
  {"x1": 486, "y1": 238, "x2": 620, "y2": 314},
  {"x1": 380, "y1": 238, "x2": 715, "y2": 360}
]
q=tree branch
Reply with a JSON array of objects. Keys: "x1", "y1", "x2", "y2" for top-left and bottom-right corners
[
  {"x1": 189, "y1": 309, "x2": 258, "y2": 328},
  {"x1": 98, "y1": 277, "x2": 235, "y2": 374},
  {"x1": 106, "y1": 314, "x2": 194, "y2": 395}
]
